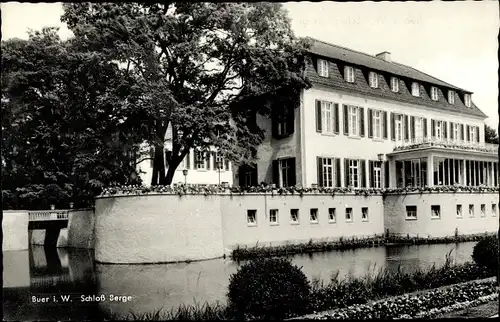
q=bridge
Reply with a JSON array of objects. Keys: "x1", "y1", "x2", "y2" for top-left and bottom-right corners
[{"x1": 28, "y1": 210, "x2": 70, "y2": 247}]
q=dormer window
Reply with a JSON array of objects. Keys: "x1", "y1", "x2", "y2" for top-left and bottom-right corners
[
  {"x1": 317, "y1": 59, "x2": 329, "y2": 77},
  {"x1": 448, "y1": 90, "x2": 455, "y2": 104},
  {"x1": 464, "y1": 94, "x2": 471, "y2": 107},
  {"x1": 431, "y1": 87, "x2": 438, "y2": 101},
  {"x1": 411, "y1": 82, "x2": 420, "y2": 97},
  {"x1": 391, "y1": 77, "x2": 399, "y2": 92},
  {"x1": 344, "y1": 66, "x2": 355, "y2": 83},
  {"x1": 369, "y1": 71, "x2": 378, "y2": 88}
]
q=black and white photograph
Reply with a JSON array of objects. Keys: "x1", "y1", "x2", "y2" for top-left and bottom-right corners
[{"x1": 2, "y1": 1, "x2": 499, "y2": 320}]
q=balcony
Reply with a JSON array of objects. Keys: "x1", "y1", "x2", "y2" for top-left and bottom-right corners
[{"x1": 393, "y1": 137, "x2": 498, "y2": 154}]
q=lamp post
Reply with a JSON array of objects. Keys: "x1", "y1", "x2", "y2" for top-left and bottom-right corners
[
  {"x1": 217, "y1": 161, "x2": 222, "y2": 186},
  {"x1": 182, "y1": 169, "x2": 188, "y2": 186}
]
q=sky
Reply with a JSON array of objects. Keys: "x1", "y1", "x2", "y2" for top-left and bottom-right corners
[{"x1": 1, "y1": 1, "x2": 498, "y2": 129}]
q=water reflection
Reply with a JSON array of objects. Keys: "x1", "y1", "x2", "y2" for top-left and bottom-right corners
[{"x1": 2, "y1": 242, "x2": 477, "y2": 320}]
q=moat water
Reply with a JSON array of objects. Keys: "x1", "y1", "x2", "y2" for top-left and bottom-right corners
[{"x1": 3, "y1": 242, "x2": 477, "y2": 321}]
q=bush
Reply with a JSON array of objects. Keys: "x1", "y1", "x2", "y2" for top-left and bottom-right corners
[
  {"x1": 227, "y1": 257, "x2": 311, "y2": 320},
  {"x1": 472, "y1": 235, "x2": 499, "y2": 273}
]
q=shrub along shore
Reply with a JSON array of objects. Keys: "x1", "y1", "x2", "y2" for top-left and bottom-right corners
[
  {"x1": 231, "y1": 232, "x2": 494, "y2": 260},
  {"x1": 112, "y1": 256, "x2": 496, "y2": 321}
]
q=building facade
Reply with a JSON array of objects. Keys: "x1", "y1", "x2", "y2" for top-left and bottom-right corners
[{"x1": 237, "y1": 38, "x2": 498, "y2": 191}]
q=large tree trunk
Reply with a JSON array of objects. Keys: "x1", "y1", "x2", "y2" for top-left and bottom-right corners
[{"x1": 150, "y1": 144, "x2": 166, "y2": 186}]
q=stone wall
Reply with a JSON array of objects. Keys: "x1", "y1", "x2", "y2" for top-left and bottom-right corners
[{"x1": 2, "y1": 211, "x2": 29, "y2": 251}]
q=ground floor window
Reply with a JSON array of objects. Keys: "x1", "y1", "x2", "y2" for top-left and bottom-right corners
[
  {"x1": 269, "y1": 209, "x2": 279, "y2": 224},
  {"x1": 431, "y1": 205, "x2": 441, "y2": 218},
  {"x1": 328, "y1": 208, "x2": 336, "y2": 222},
  {"x1": 290, "y1": 209, "x2": 299, "y2": 223},
  {"x1": 369, "y1": 160, "x2": 382, "y2": 188},
  {"x1": 456, "y1": 204, "x2": 462, "y2": 218},
  {"x1": 396, "y1": 158, "x2": 427, "y2": 188},
  {"x1": 345, "y1": 207, "x2": 353, "y2": 221},
  {"x1": 310, "y1": 208, "x2": 319, "y2": 223},
  {"x1": 273, "y1": 158, "x2": 296, "y2": 188},
  {"x1": 247, "y1": 210, "x2": 257, "y2": 225},
  {"x1": 318, "y1": 157, "x2": 340, "y2": 187},
  {"x1": 406, "y1": 205, "x2": 417, "y2": 219},
  {"x1": 238, "y1": 164, "x2": 258, "y2": 187}
]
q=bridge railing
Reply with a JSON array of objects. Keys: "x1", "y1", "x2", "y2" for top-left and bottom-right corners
[{"x1": 28, "y1": 210, "x2": 69, "y2": 221}]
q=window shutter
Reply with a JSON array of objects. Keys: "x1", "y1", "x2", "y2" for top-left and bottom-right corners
[
  {"x1": 206, "y1": 151, "x2": 211, "y2": 170},
  {"x1": 238, "y1": 166, "x2": 245, "y2": 187},
  {"x1": 369, "y1": 161, "x2": 374, "y2": 188},
  {"x1": 404, "y1": 115, "x2": 409, "y2": 140},
  {"x1": 186, "y1": 150, "x2": 190, "y2": 169},
  {"x1": 316, "y1": 100, "x2": 322, "y2": 132},
  {"x1": 461, "y1": 124, "x2": 465, "y2": 140},
  {"x1": 272, "y1": 160, "x2": 280, "y2": 187},
  {"x1": 411, "y1": 116, "x2": 415, "y2": 139},
  {"x1": 288, "y1": 158, "x2": 296, "y2": 187},
  {"x1": 359, "y1": 107, "x2": 365, "y2": 137},
  {"x1": 368, "y1": 109, "x2": 373, "y2": 138},
  {"x1": 443, "y1": 121, "x2": 448, "y2": 139},
  {"x1": 344, "y1": 104, "x2": 349, "y2": 135},
  {"x1": 360, "y1": 159, "x2": 366, "y2": 188},
  {"x1": 225, "y1": 159, "x2": 230, "y2": 171},
  {"x1": 287, "y1": 107, "x2": 295, "y2": 135},
  {"x1": 476, "y1": 126, "x2": 480, "y2": 143},
  {"x1": 390, "y1": 113, "x2": 395, "y2": 141},
  {"x1": 212, "y1": 151, "x2": 217, "y2": 169},
  {"x1": 423, "y1": 118, "x2": 428, "y2": 139},
  {"x1": 336, "y1": 158, "x2": 341, "y2": 187},
  {"x1": 466, "y1": 125, "x2": 470, "y2": 141},
  {"x1": 317, "y1": 157, "x2": 323, "y2": 187},
  {"x1": 431, "y1": 119, "x2": 435, "y2": 138},
  {"x1": 251, "y1": 165, "x2": 258, "y2": 186},
  {"x1": 450, "y1": 122, "x2": 454, "y2": 140},
  {"x1": 383, "y1": 111, "x2": 388, "y2": 139},
  {"x1": 334, "y1": 103, "x2": 339, "y2": 134},
  {"x1": 344, "y1": 158, "x2": 350, "y2": 187}
]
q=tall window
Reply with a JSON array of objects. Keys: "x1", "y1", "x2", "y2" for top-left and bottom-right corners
[
  {"x1": 322, "y1": 158, "x2": 337, "y2": 188},
  {"x1": 344, "y1": 66, "x2": 355, "y2": 83},
  {"x1": 321, "y1": 101, "x2": 333, "y2": 134},
  {"x1": 195, "y1": 151, "x2": 206, "y2": 170},
  {"x1": 215, "y1": 152, "x2": 224, "y2": 170},
  {"x1": 448, "y1": 90, "x2": 455, "y2": 104},
  {"x1": 414, "y1": 117, "x2": 424, "y2": 140},
  {"x1": 469, "y1": 204, "x2": 475, "y2": 218},
  {"x1": 349, "y1": 159, "x2": 359, "y2": 188},
  {"x1": 411, "y1": 159, "x2": 422, "y2": 187},
  {"x1": 453, "y1": 123, "x2": 460, "y2": 142},
  {"x1": 480, "y1": 204, "x2": 486, "y2": 217},
  {"x1": 274, "y1": 158, "x2": 296, "y2": 188},
  {"x1": 411, "y1": 82, "x2": 420, "y2": 96},
  {"x1": 373, "y1": 110, "x2": 382, "y2": 139},
  {"x1": 464, "y1": 94, "x2": 471, "y2": 107},
  {"x1": 280, "y1": 159, "x2": 293, "y2": 187},
  {"x1": 318, "y1": 59, "x2": 329, "y2": 77},
  {"x1": 435, "y1": 120, "x2": 444, "y2": 140},
  {"x1": 348, "y1": 105, "x2": 359, "y2": 136},
  {"x1": 456, "y1": 204, "x2": 462, "y2": 218},
  {"x1": 369, "y1": 71, "x2": 378, "y2": 88},
  {"x1": 391, "y1": 77, "x2": 399, "y2": 92},
  {"x1": 395, "y1": 114, "x2": 403, "y2": 142},
  {"x1": 371, "y1": 161, "x2": 382, "y2": 188},
  {"x1": 469, "y1": 126, "x2": 476, "y2": 143},
  {"x1": 430, "y1": 87, "x2": 438, "y2": 101},
  {"x1": 492, "y1": 204, "x2": 497, "y2": 217}
]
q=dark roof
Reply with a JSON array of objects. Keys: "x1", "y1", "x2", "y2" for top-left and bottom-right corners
[{"x1": 304, "y1": 37, "x2": 487, "y2": 118}]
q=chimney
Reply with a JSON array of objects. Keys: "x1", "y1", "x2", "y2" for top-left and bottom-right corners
[{"x1": 376, "y1": 51, "x2": 391, "y2": 62}]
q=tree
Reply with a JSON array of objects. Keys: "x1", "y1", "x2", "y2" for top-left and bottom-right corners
[
  {"x1": 1, "y1": 28, "x2": 144, "y2": 209},
  {"x1": 484, "y1": 124, "x2": 499, "y2": 144},
  {"x1": 61, "y1": 2, "x2": 311, "y2": 186}
]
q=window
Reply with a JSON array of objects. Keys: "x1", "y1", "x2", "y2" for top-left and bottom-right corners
[
  {"x1": 431, "y1": 205, "x2": 441, "y2": 218},
  {"x1": 247, "y1": 210, "x2": 257, "y2": 225},
  {"x1": 414, "y1": 117, "x2": 424, "y2": 140},
  {"x1": 469, "y1": 204, "x2": 474, "y2": 218},
  {"x1": 349, "y1": 159, "x2": 359, "y2": 188},
  {"x1": 276, "y1": 158, "x2": 296, "y2": 188},
  {"x1": 448, "y1": 90, "x2": 455, "y2": 104},
  {"x1": 321, "y1": 101, "x2": 334, "y2": 134},
  {"x1": 370, "y1": 160, "x2": 382, "y2": 189},
  {"x1": 344, "y1": 66, "x2": 355, "y2": 83},
  {"x1": 453, "y1": 123, "x2": 460, "y2": 142},
  {"x1": 310, "y1": 208, "x2": 319, "y2": 223},
  {"x1": 269, "y1": 209, "x2": 279, "y2": 224},
  {"x1": 469, "y1": 126, "x2": 476, "y2": 143},
  {"x1": 195, "y1": 151, "x2": 206, "y2": 170},
  {"x1": 290, "y1": 209, "x2": 299, "y2": 224},
  {"x1": 431, "y1": 87, "x2": 438, "y2": 101},
  {"x1": 395, "y1": 114, "x2": 403, "y2": 142},
  {"x1": 411, "y1": 82, "x2": 420, "y2": 96},
  {"x1": 215, "y1": 152, "x2": 224, "y2": 170},
  {"x1": 464, "y1": 94, "x2": 471, "y2": 107},
  {"x1": 373, "y1": 110, "x2": 382, "y2": 139},
  {"x1": 391, "y1": 77, "x2": 399, "y2": 92},
  {"x1": 345, "y1": 207, "x2": 353, "y2": 221},
  {"x1": 239, "y1": 164, "x2": 257, "y2": 187},
  {"x1": 456, "y1": 205, "x2": 462, "y2": 218},
  {"x1": 361, "y1": 207, "x2": 369, "y2": 221},
  {"x1": 328, "y1": 208, "x2": 336, "y2": 222},
  {"x1": 480, "y1": 204, "x2": 486, "y2": 217},
  {"x1": 369, "y1": 72, "x2": 378, "y2": 88},
  {"x1": 275, "y1": 108, "x2": 294, "y2": 137},
  {"x1": 406, "y1": 205, "x2": 417, "y2": 219},
  {"x1": 348, "y1": 105, "x2": 359, "y2": 136},
  {"x1": 318, "y1": 59, "x2": 329, "y2": 77},
  {"x1": 321, "y1": 157, "x2": 338, "y2": 188},
  {"x1": 492, "y1": 204, "x2": 497, "y2": 217},
  {"x1": 434, "y1": 120, "x2": 444, "y2": 140}
]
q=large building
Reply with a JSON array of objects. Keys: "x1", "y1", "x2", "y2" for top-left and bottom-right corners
[{"x1": 237, "y1": 37, "x2": 498, "y2": 190}]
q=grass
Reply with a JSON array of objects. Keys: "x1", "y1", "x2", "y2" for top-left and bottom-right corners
[
  {"x1": 111, "y1": 251, "x2": 496, "y2": 321},
  {"x1": 435, "y1": 298, "x2": 499, "y2": 319}
]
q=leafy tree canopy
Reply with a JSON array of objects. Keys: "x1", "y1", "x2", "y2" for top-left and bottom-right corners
[
  {"x1": 61, "y1": 2, "x2": 311, "y2": 185},
  {"x1": 484, "y1": 124, "x2": 499, "y2": 144}
]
